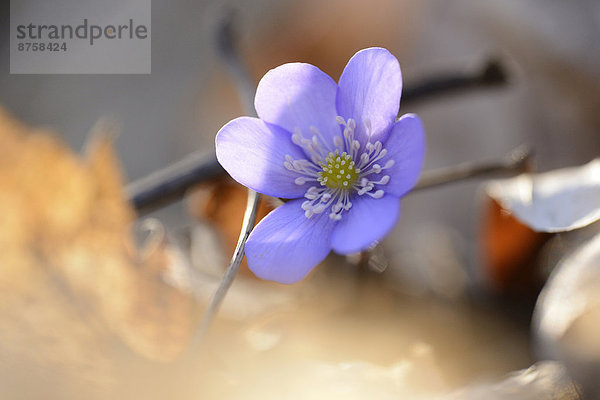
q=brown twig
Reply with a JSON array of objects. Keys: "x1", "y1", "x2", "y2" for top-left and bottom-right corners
[{"x1": 413, "y1": 145, "x2": 533, "y2": 191}]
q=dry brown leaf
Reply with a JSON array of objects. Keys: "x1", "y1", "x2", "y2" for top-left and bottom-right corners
[
  {"x1": 481, "y1": 197, "x2": 550, "y2": 294},
  {"x1": 0, "y1": 108, "x2": 198, "y2": 395},
  {"x1": 485, "y1": 159, "x2": 600, "y2": 232}
]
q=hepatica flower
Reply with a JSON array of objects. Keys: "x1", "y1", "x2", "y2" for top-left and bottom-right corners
[{"x1": 216, "y1": 47, "x2": 425, "y2": 284}]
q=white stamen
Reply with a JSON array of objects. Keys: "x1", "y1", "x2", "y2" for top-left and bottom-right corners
[
  {"x1": 348, "y1": 119, "x2": 356, "y2": 130},
  {"x1": 292, "y1": 133, "x2": 303, "y2": 146},
  {"x1": 357, "y1": 186, "x2": 371, "y2": 195},
  {"x1": 334, "y1": 135, "x2": 344, "y2": 148},
  {"x1": 368, "y1": 190, "x2": 384, "y2": 199},
  {"x1": 329, "y1": 213, "x2": 342, "y2": 221},
  {"x1": 312, "y1": 202, "x2": 328, "y2": 213}
]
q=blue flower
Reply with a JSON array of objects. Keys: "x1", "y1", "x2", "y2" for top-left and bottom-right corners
[{"x1": 216, "y1": 47, "x2": 425, "y2": 284}]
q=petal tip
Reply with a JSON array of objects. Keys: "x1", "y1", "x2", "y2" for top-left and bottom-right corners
[
  {"x1": 244, "y1": 200, "x2": 335, "y2": 284},
  {"x1": 330, "y1": 195, "x2": 401, "y2": 254}
]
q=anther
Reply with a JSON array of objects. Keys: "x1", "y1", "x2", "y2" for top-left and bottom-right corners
[
  {"x1": 292, "y1": 133, "x2": 303, "y2": 145},
  {"x1": 364, "y1": 118, "x2": 372, "y2": 133},
  {"x1": 371, "y1": 190, "x2": 384, "y2": 199},
  {"x1": 334, "y1": 136, "x2": 344, "y2": 148}
]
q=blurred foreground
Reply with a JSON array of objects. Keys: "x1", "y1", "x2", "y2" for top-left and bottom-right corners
[{"x1": 0, "y1": 108, "x2": 595, "y2": 399}]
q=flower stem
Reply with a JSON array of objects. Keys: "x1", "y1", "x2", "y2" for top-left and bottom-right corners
[
  {"x1": 193, "y1": 189, "x2": 260, "y2": 344},
  {"x1": 192, "y1": 11, "x2": 261, "y2": 344}
]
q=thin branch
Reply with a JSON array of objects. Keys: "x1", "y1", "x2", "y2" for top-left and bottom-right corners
[
  {"x1": 126, "y1": 152, "x2": 222, "y2": 214},
  {"x1": 192, "y1": 12, "x2": 261, "y2": 344},
  {"x1": 413, "y1": 145, "x2": 534, "y2": 191},
  {"x1": 401, "y1": 58, "x2": 507, "y2": 107},
  {"x1": 127, "y1": 57, "x2": 509, "y2": 215}
]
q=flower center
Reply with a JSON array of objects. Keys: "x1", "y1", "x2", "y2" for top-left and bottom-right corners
[
  {"x1": 318, "y1": 150, "x2": 359, "y2": 190},
  {"x1": 284, "y1": 116, "x2": 395, "y2": 220}
]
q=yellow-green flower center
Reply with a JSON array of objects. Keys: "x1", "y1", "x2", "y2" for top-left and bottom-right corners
[{"x1": 318, "y1": 150, "x2": 359, "y2": 190}]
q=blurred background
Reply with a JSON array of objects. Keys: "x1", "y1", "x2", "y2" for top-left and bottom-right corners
[
  {"x1": 2, "y1": 0, "x2": 599, "y2": 231},
  {"x1": 0, "y1": 0, "x2": 599, "y2": 399}
]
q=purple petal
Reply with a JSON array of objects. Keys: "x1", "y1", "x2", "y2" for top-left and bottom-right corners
[
  {"x1": 245, "y1": 199, "x2": 335, "y2": 284},
  {"x1": 382, "y1": 114, "x2": 426, "y2": 197},
  {"x1": 336, "y1": 47, "x2": 402, "y2": 145},
  {"x1": 255, "y1": 63, "x2": 341, "y2": 149},
  {"x1": 330, "y1": 195, "x2": 400, "y2": 254},
  {"x1": 215, "y1": 116, "x2": 311, "y2": 198}
]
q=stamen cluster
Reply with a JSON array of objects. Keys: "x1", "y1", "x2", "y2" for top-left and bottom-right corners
[
  {"x1": 284, "y1": 116, "x2": 395, "y2": 220},
  {"x1": 318, "y1": 151, "x2": 359, "y2": 189}
]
